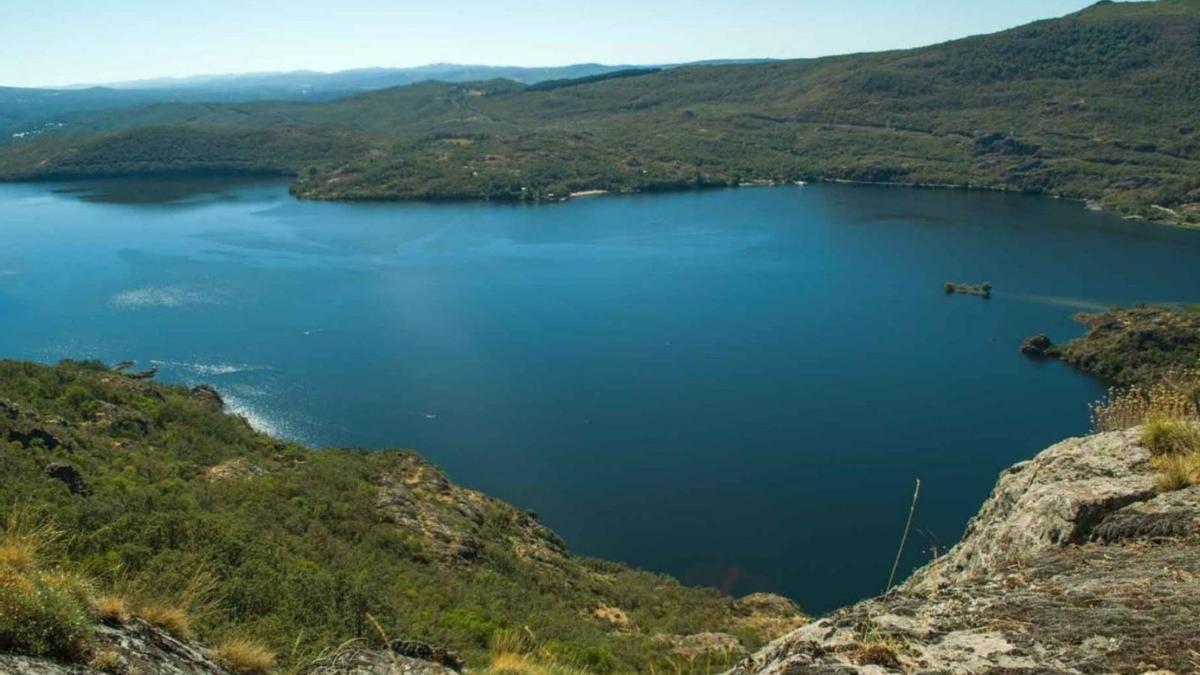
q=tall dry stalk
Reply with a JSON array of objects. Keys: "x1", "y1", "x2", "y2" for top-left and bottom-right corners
[{"x1": 885, "y1": 478, "x2": 920, "y2": 594}]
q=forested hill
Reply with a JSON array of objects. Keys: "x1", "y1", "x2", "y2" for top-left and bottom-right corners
[{"x1": 2, "y1": 0, "x2": 1199, "y2": 223}]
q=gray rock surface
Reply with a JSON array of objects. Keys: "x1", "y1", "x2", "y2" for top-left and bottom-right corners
[
  {"x1": 45, "y1": 461, "x2": 89, "y2": 496},
  {"x1": 730, "y1": 429, "x2": 1200, "y2": 674},
  {"x1": 0, "y1": 620, "x2": 231, "y2": 674},
  {"x1": 0, "y1": 621, "x2": 455, "y2": 675},
  {"x1": 299, "y1": 646, "x2": 457, "y2": 675}
]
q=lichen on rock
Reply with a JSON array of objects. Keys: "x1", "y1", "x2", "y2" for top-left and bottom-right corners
[{"x1": 730, "y1": 429, "x2": 1200, "y2": 674}]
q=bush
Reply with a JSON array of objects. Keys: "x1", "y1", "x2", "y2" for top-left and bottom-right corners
[{"x1": 0, "y1": 569, "x2": 94, "y2": 660}]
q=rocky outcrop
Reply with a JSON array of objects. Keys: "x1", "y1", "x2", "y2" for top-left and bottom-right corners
[
  {"x1": 374, "y1": 453, "x2": 567, "y2": 565},
  {"x1": 45, "y1": 462, "x2": 89, "y2": 496},
  {"x1": 189, "y1": 385, "x2": 224, "y2": 410},
  {"x1": 0, "y1": 621, "x2": 459, "y2": 675},
  {"x1": 731, "y1": 429, "x2": 1200, "y2": 674},
  {"x1": 1020, "y1": 333, "x2": 1054, "y2": 357},
  {"x1": 91, "y1": 401, "x2": 150, "y2": 437},
  {"x1": 655, "y1": 632, "x2": 747, "y2": 661},
  {"x1": 0, "y1": 619, "x2": 231, "y2": 674},
  {"x1": 202, "y1": 458, "x2": 266, "y2": 481},
  {"x1": 300, "y1": 646, "x2": 456, "y2": 675}
]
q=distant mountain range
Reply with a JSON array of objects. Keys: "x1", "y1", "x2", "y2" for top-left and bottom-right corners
[
  {"x1": 1, "y1": 1, "x2": 1197, "y2": 224},
  {"x1": 80, "y1": 63, "x2": 643, "y2": 94},
  {"x1": 0, "y1": 61, "x2": 774, "y2": 136}
]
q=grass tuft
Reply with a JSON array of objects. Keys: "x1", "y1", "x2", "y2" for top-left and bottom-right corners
[
  {"x1": 95, "y1": 595, "x2": 130, "y2": 625},
  {"x1": 1152, "y1": 453, "x2": 1200, "y2": 492},
  {"x1": 1094, "y1": 372, "x2": 1200, "y2": 493},
  {"x1": 1142, "y1": 418, "x2": 1200, "y2": 456},
  {"x1": 88, "y1": 649, "x2": 125, "y2": 673},
  {"x1": 482, "y1": 628, "x2": 589, "y2": 675},
  {"x1": 139, "y1": 604, "x2": 191, "y2": 640},
  {"x1": 852, "y1": 641, "x2": 903, "y2": 668},
  {"x1": 210, "y1": 637, "x2": 276, "y2": 675}
]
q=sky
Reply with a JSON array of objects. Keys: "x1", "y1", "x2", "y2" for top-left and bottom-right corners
[{"x1": 1, "y1": 0, "x2": 1101, "y2": 88}]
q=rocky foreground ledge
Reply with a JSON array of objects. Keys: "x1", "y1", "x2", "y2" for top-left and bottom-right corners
[
  {"x1": 0, "y1": 619, "x2": 459, "y2": 675},
  {"x1": 731, "y1": 429, "x2": 1200, "y2": 674}
]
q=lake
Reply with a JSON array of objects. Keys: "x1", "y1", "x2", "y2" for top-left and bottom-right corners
[{"x1": 3, "y1": 177, "x2": 1199, "y2": 612}]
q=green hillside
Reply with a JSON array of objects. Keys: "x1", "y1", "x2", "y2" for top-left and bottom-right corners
[
  {"x1": 0, "y1": 360, "x2": 803, "y2": 673},
  {"x1": 2, "y1": 0, "x2": 1199, "y2": 222}
]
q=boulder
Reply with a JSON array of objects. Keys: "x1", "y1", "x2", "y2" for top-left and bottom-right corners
[
  {"x1": 301, "y1": 645, "x2": 458, "y2": 675},
  {"x1": 1020, "y1": 332, "x2": 1055, "y2": 357},
  {"x1": 0, "y1": 619, "x2": 231, "y2": 675},
  {"x1": 730, "y1": 429, "x2": 1200, "y2": 674},
  {"x1": 655, "y1": 632, "x2": 747, "y2": 660},
  {"x1": 190, "y1": 384, "x2": 225, "y2": 409},
  {"x1": 45, "y1": 462, "x2": 89, "y2": 496}
]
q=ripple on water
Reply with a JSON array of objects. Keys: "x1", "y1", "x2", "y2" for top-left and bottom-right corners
[{"x1": 109, "y1": 286, "x2": 212, "y2": 309}]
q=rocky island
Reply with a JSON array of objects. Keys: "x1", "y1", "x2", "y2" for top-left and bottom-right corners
[{"x1": 943, "y1": 282, "x2": 992, "y2": 299}]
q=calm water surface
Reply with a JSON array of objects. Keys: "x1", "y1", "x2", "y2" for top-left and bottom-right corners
[{"x1": 3, "y1": 177, "x2": 1199, "y2": 612}]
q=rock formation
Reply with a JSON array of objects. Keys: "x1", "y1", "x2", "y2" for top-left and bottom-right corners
[{"x1": 730, "y1": 429, "x2": 1200, "y2": 674}]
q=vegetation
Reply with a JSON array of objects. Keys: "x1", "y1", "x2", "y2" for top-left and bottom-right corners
[
  {"x1": 1088, "y1": 369, "x2": 1200, "y2": 491},
  {"x1": 0, "y1": 515, "x2": 94, "y2": 661},
  {"x1": 209, "y1": 638, "x2": 277, "y2": 675},
  {"x1": 1055, "y1": 306, "x2": 1200, "y2": 388},
  {"x1": 0, "y1": 359, "x2": 800, "y2": 672},
  {"x1": 2, "y1": 1, "x2": 1200, "y2": 222},
  {"x1": 1048, "y1": 303, "x2": 1200, "y2": 491}
]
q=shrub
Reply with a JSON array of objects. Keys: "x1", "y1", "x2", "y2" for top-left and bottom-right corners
[
  {"x1": 0, "y1": 569, "x2": 94, "y2": 660},
  {"x1": 210, "y1": 638, "x2": 276, "y2": 675},
  {"x1": 0, "y1": 512, "x2": 93, "y2": 660}
]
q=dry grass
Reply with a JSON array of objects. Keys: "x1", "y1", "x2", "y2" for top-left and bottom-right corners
[
  {"x1": 482, "y1": 628, "x2": 589, "y2": 675},
  {"x1": 210, "y1": 638, "x2": 277, "y2": 675},
  {"x1": 124, "y1": 566, "x2": 221, "y2": 642},
  {"x1": 0, "y1": 511, "x2": 62, "y2": 573},
  {"x1": 1142, "y1": 417, "x2": 1200, "y2": 456},
  {"x1": 1089, "y1": 371, "x2": 1200, "y2": 492},
  {"x1": 851, "y1": 641, "x2": 903, "y2": 668},
  {"x1": 138, "y1": 604, "x2": 191, "y2": 640},
  {"x1": 1152, "y1": 452, "x2": 1200, "y2": 491},
  {"x1": 95, "y1": 595, "x2": 130, "y2": 625},
  {"x1": 1091, "y1": 369, "x2": 1200, "y2": 432},
  {"x1": 482, "y1": 652, "x2": 589, "y2": 675},
  {"x1": 88, "y1": 649, "x2": 125, "y2": 672}
]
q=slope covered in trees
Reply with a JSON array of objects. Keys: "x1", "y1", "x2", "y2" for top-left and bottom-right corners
[{"x1": 1, "y1": 0, "x2": 1198, "y2": 223}]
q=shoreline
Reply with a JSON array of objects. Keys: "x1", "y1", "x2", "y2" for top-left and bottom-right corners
[{"x1": 5, "y1": 170, "x2": 1194, "y2": 230}]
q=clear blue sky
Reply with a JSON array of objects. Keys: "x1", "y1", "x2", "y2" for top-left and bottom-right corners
[{"x1": 1, "y1": 0, "x2": 1101, "y2": 88}]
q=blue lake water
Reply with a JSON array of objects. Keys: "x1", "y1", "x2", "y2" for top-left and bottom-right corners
[{"x1": 3, "y1": 177, "x2": 1200, "y2": 612}]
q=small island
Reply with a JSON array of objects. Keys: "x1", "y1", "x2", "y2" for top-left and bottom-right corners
[{"x1": 944, "y1": 281, "x2": 992, "y2": 298}]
